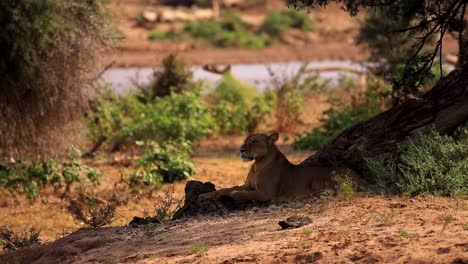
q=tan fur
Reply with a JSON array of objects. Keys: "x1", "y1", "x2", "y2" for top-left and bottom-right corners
[{"x1": 199, "y1": 132, "x2": 359, "y2": 202}]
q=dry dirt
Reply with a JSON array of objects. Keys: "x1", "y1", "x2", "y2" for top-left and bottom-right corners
[{"x1": 2, "y1": 195, "x2": 467, "y2": 264}]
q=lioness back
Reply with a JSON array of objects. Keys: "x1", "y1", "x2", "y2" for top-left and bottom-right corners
[
  {"x1": 276, "y1": 164, "x2": 349, "y2": 199},
  {"x1": 201, "y1": 132, "x2": 360, "y2": 203}
]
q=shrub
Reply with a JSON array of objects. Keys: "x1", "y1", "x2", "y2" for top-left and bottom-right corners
[
  {"x1": 212, "y1": 31, "x2": 271, "y2": 49},
  {"x1": 147, "y1": 10, "x2": 313, "y2": 49},
  {"x1": 245, "y1": 94, "x2": 276, "y2": 133},
  {"x1": 184, "y1": 19, "x2": 223, "y2": 40},
  {"x1": 261, "y1": 9, "x2": 314, "y2": 37},
  {"x1": 85, "y1": 88, "x2": 143, "y2": 147},
  {"x1": 130, "y1": 140, "x2": 195, "y2": 189},
  {"x1": 86, "y1": 86, "x2": 214, "y2": 148},
  {"x1": 150, "y1": 187, "x2": 183, "y2": 221},
  {"x1": 0, "y1": 149, "x2": 102, "y2": 202},
  {"x1": 134, "y1": 88, "x2": 214, "y2": 142},
  {"x1": 282, "y1": 8, "x2": 314, "y2": 31},
  {"x1": 294, "y1": 74, "x2": 390, "y2": 149},
  {"x1": 87, "y1": 55, "x2": 213, "y2": 147},
  {"x1": 274, "y1": 87, "x2": 304, "y2": 133},
  {"x1": 333, "y1": 173, "x2": 355, "y2": 199},
  {"x1": 266, "y1": 64, "x2": 326, "y2": 133},
  {"x1": 212, "y1": 73, "x2": 258, "y2": 104},
  {"x1": 148, "y1": 31, "x2": 176, "y2": 41},
  {"x1": 211, "y1": 101, "x2": 249, "y2": 134},
  {"x1": 150, "y1": 54, "x2": 193, "y2": 98},
  {"x1": 0, "y1": 226, "x2": 41, "y2": 252},
  {"x1": 262, "y1": 11, "x2": 291, "y2": 37},
  {"x1": 366, "y1": 130, "x2": 468, "y2": 196},
  {"x1": 210, "y1": 74, "x2": 274, "y2": 134},
  {"x1": 0, "y1": 0, "x2": 114, "y2": 158},
  {"x1": 183, "y1": 14, "x2": 272, "y2": 49},
  {"x1": 66, "y1": 192, "x2": 117, "y2": 229}
]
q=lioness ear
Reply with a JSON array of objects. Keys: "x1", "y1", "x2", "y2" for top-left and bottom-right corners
[{"x1": 269, "y1": 132, "x2": 279, "y2": 142}]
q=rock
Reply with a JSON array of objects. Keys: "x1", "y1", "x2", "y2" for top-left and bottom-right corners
[
  {"x1": 128, "y1": 216, "x2": 161, "y2": 228},
  {"x1": 159, "y1": 9, "x2": 188, "y2": 22},
  {"x1": 142, "y1": 10, "x2": 158, "y2": 22},
  {"x1": 278, "y1": 215, "x2": 312, "y2": 229},
  {"x1": 172, "y1": 180, "x2": 270, "y2": 219},
  {"x1": 172, "y1": 180, "x2": 217, "y2": 220}
]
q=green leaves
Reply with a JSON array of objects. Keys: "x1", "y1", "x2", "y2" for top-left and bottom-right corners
[
  {"x1": 367, "y1": 129, "x2": 468, "y2": 196},
  {"x1": 262, "y1": 8, "x2": 314, "y2": 37},
  {"x1": 211, "y1": 74, "x2": 274, "y2": 134},
  {"x1": 130, "y1": 140, "x2": 195, "y2": 189},
  {"x1": 0, "y1": 151, "x2": 102, "y2": 202},
  {"x1": 294, "y1": 75, "x2": 391, "y2": 150}
]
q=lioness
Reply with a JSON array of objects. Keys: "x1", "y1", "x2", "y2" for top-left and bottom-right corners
[{"x1": 199, "y1": 132, "x2": 358, "y2": 202}]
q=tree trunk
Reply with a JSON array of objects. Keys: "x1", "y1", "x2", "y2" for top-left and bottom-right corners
[{"x1": 301, "y1": 49, "x2": 468, "y2": 180}]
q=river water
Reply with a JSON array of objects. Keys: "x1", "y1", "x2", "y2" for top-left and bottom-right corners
[{"x1": 100, "y1": 60, "x2": 370, "y2": 94}]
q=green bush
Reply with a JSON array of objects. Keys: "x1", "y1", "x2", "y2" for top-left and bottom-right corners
[
  {"x1": 85, "y1": 89, "x2": 143, "y2": 146},
  {"x1": 261, "y1": 9, "x2": 314, "y2": 37},
  {"x1": 138, "y1": 88, "x2": 214, "y2": 142},
  {"x1": 148, "y1": 31, "x2": 177, "y2": 41},
  {"x1": 212, "y1": 31, "x2": 271, "y2": 49},
  {"x1": 87, "y1": 55, "x2": 213, "y2": 147},
  {"x1": 150, "y1": 54, "x2": 193, "y2": 98},
  {"x1": 211, "y1": 101, "x2": 249, "y2": 134},
  {"x1": 282, "y1": 8, "x2": 314, "y2": 31},
  {"x1": 148, "y1": 31, "x2": 167, "y2": 40},
  {"x1": 183, "y1": 14, "x2": 272, "y2": 49},
  {"x1": 130, "y1": 140, "x2": 195, "y2": 188},
  {"x1": 86, "y1": 86, "x2": 214, "y2": 148},
  {"x1": 212, "y1": 73, "x2": 258, "y2": 104},
  {"x1": 294, "y1": 75, "x2": 391, "y2": 149},
  {"x1": 145, "y1": 10, "x2": 313, "y2": 49},
  {"x1": 184, "y1": 19, "x2": 223, "y2": 40},
  {"x1": 366, "y1": 130, "x2": 468, "y2": 196},
  {"x1": 261, "y1": 11, "x2": 291, "y2": 37},
  {"x1": 210, "y1": 74, "x2": 274, "y2": 134},
  {"x1": 0, "y1": 149, "x2": 102, "y2": 202}
]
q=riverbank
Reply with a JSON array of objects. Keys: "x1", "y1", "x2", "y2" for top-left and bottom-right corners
[{"x1": 103, "y1": 1, "x2": 459, "y2": 68}]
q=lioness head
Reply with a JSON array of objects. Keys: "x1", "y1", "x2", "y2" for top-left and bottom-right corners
[{"x1": 240, "y1": 132, "x2": 279, "y2": 162}]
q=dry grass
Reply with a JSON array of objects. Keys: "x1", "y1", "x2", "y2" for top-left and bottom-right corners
[{"x1": 66, "y1": 194, "x2": 117, "y2": 229}]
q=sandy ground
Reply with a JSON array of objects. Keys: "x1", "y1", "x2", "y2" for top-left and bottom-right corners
[{"x1": 2, "y1": 195, "x2": 467, "y2": 264}]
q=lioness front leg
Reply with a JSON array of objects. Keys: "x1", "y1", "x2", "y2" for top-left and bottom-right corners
[
  {"x1": 198, "y1": 185, "x2": 248, "y2": 201},
  {"x1": 228, "y1": 190, "x2": 273, "y2": 202}
]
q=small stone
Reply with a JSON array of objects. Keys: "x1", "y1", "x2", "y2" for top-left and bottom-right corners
[{"x1": 278, "y1": 215, "x2": 312, "y2": 229}]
